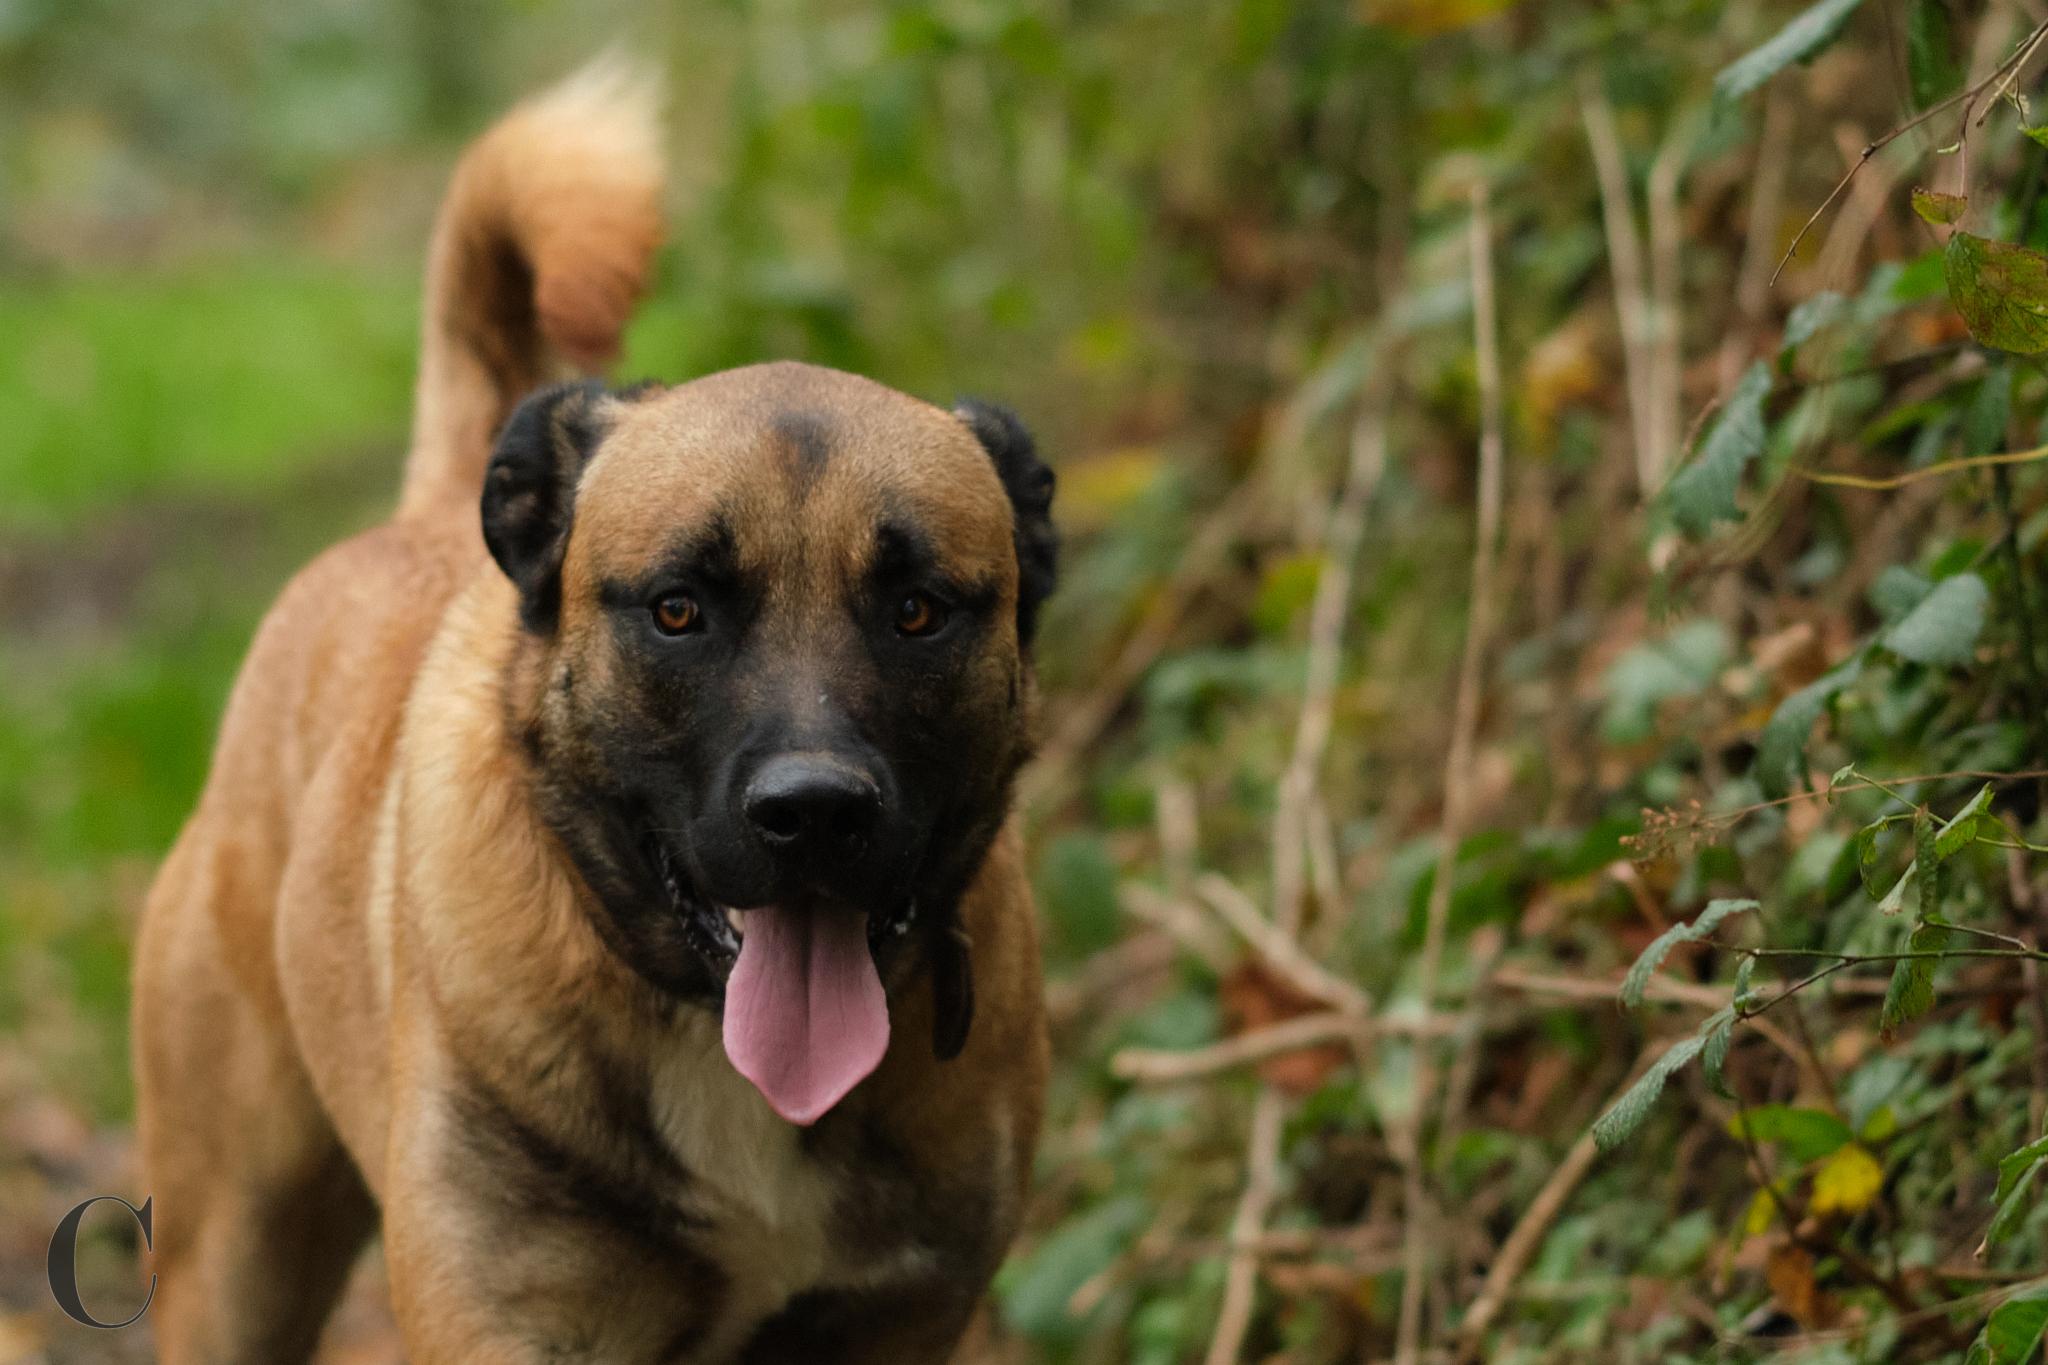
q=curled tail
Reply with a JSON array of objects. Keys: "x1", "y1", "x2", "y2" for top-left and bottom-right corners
[{"x1": 398, "y1": 59, "x2": 665, "y2": 519}]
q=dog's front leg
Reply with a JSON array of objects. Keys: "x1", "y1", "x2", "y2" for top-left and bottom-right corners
[{"x1": 382, "y1": 1079, "x2": 723, "y2": 1363}]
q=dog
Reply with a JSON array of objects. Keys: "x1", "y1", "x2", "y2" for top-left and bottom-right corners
[{"x1": 132, "y1": 61, "x2": 1056, "y2": 1364}]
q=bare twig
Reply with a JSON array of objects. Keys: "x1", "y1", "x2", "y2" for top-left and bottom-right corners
[
  {"x1": 1452, "y1": 1042, "x2": 1671, "y2": 1358},
  {"x1": 1795, "y1": 441, "x2": 2048, "y2": 489},
  {"x1": 1490, "y1": 966, "x2": 1723, "y2": 1009},
  {"x1": 1112, "y1": 1011, "x2": 1372, "y2": 1084},
  {"x1": 1581, "y1": 71, "x2": 1659, "y2": 496},
  {"x1": 1970, "y1": 15, "x2": 2048, "y2": 129},
  {"x1": 1272, "y1": 387, "x2": 1388, "y2": 933},
  {"x1": 1771, "y1": 15, "x2": 2048, "y2": 284},
  {"x1": 1488, "y1": 966, "x2": 1813, "y2": 1082},
  {"x1": 1157, "y1": 777, "x2": 1200, "y2": 899},
  {"x1": 1119, "y1": 882, "x2": 1237, "y2": 976},
  {"x1": 1397, "y1": 180, "x2": 1509, "y2": 1365},
  {"x1": 1646, "y1": 106, "x2": 1700, "y2": 491},
  {"x1": 1635, "y1": 767, "x2": 2048, "y2": 850},
  {"x1": 1194, "y1": 874, "x2": 1372, "y2": 1015},
  {"x1": 1204, "y1": 1086, "x2": 1285, "y2": 1365}
]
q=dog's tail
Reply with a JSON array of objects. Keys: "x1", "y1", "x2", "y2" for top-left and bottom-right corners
[{"x1": 397, "y1": 58, "x2": 665, "y2": 519}]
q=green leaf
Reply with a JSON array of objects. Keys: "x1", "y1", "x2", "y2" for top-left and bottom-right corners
[
  {"x1": 1733, "y1": 953, "x2": 1758, "y2": 1010},
  {"x1": 2028, "y1": 124, "x2": 2048, "y2": 149},
  {"x1": 1913, "y1": 188, "x2": 1968, "y2": 225},
  {"x1": 1034, "y1": 833, "x2": 1124, "y2": 957},
  {"x1": 1965, "y1": 1283, "x2": 2048, "y2": 1365},
  {"x1": 1621, "y1": 899, "x2": 1760, "y2": 1010},
  {"x1": 1593, "y1": 1030, "x2": 1710, "y2": 1152},
  {"x1": 1907, "y1": 0, "x2": 1964, "y2": 107},
  {"x1": 1983, "y1": 1134, "x2": 2048, "y2": 1250},
  {"x1": 1884, "y1": 572, "x2": 1989, "y2": 666},
  {"x1": 997, "y1": 1195, "x2": 1148, "y2": 1338},
  {"x1": 1918, "y1": 805, "x2": 1945, "y2": 921},
  {"x1": 1601, "y1": 620, "x2": 1730, "y2": 742},
  {"x1": 1715, "y1": 0, "x2": 1869, "y2": 104},
  {"x1": 1944, "y1": 231, "x2": 2048, "y2": 354},
  {"x1": 1966, "y1": 365, "x2": 2014, "y2": 456},
  {"x1": 1879, "y1": 922, "x2": 1951, "y2": 1040},
  {"x1": 1934, "y1": 784, "x2": 1995, "y2": 860},
  {"x1": 1702, "y1": 1011, "x2": 1737, "y2": 1099},
  {"x1": 1855, "y1": 816, "x2": 1907, "y2": 898},
  {"x1": 1997, "y1": 1135, "x2": 2048, "y2": 1203},
  {"x1": 1728, "y1": 1104, "x2": 1854, "y2": 1161},
  {"x1": 1757, "y1": 654, "x2": 1865, "y2": 797},
  {"x1": 1871, "y1": 564, "x2": 1934, "y2": 621},
  {"x1": 1781, "y1": 292, "x2": 1848, "y2": 353},
  {"x1": 1666, "y1": 361, "x2": 1772, "y2": 537}
]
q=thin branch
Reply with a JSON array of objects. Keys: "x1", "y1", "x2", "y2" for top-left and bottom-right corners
[
  {"x1": 1112, "y1": 1011, "x2": 1408, "y2": 1085},
  {"x1": 1488, "y1": 967, "x2": 1813, "y2": 1080},
  {"x1": 1633, "y1": 767, "x2": 2048, "y2": 850},
  {"x1": 1771, "y1": 15, "x2": 2048, "y2": 285},
  {"x1": 1581, "y1": 70, "x2": 1659, "y2": 495},
  {"x1": 1203, "y1": 1086, "x2": 1285, "y2": 1365},
  {"x1": 1452, "y1": 1042, "x2": 1671, "y2": 1359},
  {"x1": 1119, "y1": 882, "x2": 1237, "y2": 977},
  {"x1": 1194, "y1": 874, "x2": 1372, "y2": 1016},
  {"x1": 1397, "y1": 179, "x2": 1509, "y2": 1365},
  {"x1": 1794, "y1": 442, "x2": 2048, "y2": 489},
  {"x1": 1972, "y1": 16, "x2": 2048, "y2": 127},
  {"x1": 1272, "y1": 387, "x2": 1388, "y2": 933},
  {"x1": 1646, "y1": 106, "x2": 1701, "y2": 490},
  {"x1": 1734, "y1": 945, "x2": 2048, "y2": 964}
]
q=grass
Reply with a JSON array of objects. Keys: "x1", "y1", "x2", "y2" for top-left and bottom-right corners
[
  {"x1": 0, "y1": 252, "x2": 792, "y2": 1123},
  {"x1": 0, "y1": 264, "x2": 420, "y2": 532},
  {"x1": 0, "y1": 257, "x2": 427, "y2": 1123}
]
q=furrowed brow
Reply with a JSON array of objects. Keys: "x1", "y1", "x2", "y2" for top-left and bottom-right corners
[{"x1": 598, "y1": 516, "x2": 742, "y2": 606}]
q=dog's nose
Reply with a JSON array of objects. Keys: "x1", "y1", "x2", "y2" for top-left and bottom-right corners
[{"x1": 742, "y1": 756, "x2": 882, "y2": 857}]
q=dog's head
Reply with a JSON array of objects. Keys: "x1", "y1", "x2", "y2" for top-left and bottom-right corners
[{"x1": 481, "y1": 362, "x2": 1055, "y2": 1123}]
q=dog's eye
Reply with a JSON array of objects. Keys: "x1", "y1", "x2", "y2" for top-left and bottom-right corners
[
  {"x1": 652, "y1": 595, "x2": 701, "y2": 635},
  {"x1": 894, "y1": 592, "x2": 945, "y2": 637}
]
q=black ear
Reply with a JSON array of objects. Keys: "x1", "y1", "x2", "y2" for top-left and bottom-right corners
[
  {"x1": 954, "y1": 400, "x2": 1057, "y2": 647},
  {"x1": 482, "y1": 381, "x2": 610, "y2": 632}
]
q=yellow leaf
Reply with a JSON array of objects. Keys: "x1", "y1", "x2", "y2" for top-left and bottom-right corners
[
  {"x1": 1055, "y1": 447, "x2": 1164, "y2": 531},
  {"x1": 1810, "y1": 1144, "x2": 1884, "y2": 1217},
  {"x1": 1253, "y1": 552, "x2": 1324, "y2": 636},
  {"x1": 1742, "y1": 1186, "x2": 1779, "y2": 1239},
  {"x1": 1520, "y1": 316, "x2": 1603, "y2": 442},
  {"x1": 1358, "y1": 0, "x2": 1514, "y2": 35}
]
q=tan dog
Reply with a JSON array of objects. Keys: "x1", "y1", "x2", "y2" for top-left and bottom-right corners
[{"x1": 133, "y1": 63, "x2": 1055, "y2": 1364}]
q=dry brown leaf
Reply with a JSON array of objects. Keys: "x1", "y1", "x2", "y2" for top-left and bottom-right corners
[
  {"x1": 1764, "y1": 1242, "x2": 1834, "y2": 1329},
  {"x1": 1219, "y1": 962, "x2": 1349, "y2": 1095}
]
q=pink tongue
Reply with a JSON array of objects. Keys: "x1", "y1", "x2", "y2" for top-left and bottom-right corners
[{"x1": 721, "y1": 907, "x2": 889, "y2": 1125}]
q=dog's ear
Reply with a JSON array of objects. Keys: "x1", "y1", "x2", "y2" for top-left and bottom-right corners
[
  {"x1": 482, "y1": 381, "x2": 613, "y2": 631},
  {"x1": 930, "y1": 922, "x2": 975, "y2": 1062},
  {"x1": 954, "y1": 400, "x2": 1057, "y2": 647}
]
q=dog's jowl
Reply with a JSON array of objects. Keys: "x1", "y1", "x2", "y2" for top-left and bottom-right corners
[{"x1": 132, "y1": 61, "x2": 1056, "y2": 1365}]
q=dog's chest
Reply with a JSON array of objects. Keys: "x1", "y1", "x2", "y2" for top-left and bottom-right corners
[{"x1": 646, "y1": 1020, "x2": 930, "y2": 1346}]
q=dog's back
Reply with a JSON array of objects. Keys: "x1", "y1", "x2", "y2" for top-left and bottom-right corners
[{"x1": 133, "y1": 65, "x2": 668, "y2": 1362}]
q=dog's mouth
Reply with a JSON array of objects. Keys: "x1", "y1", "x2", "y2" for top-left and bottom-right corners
[
  {"x1": 650, "y1": 839, "x2": 920, "y2": 968},
  {"x1": 651, "y1": 837, "x2": 916, "y2": 1125}
]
